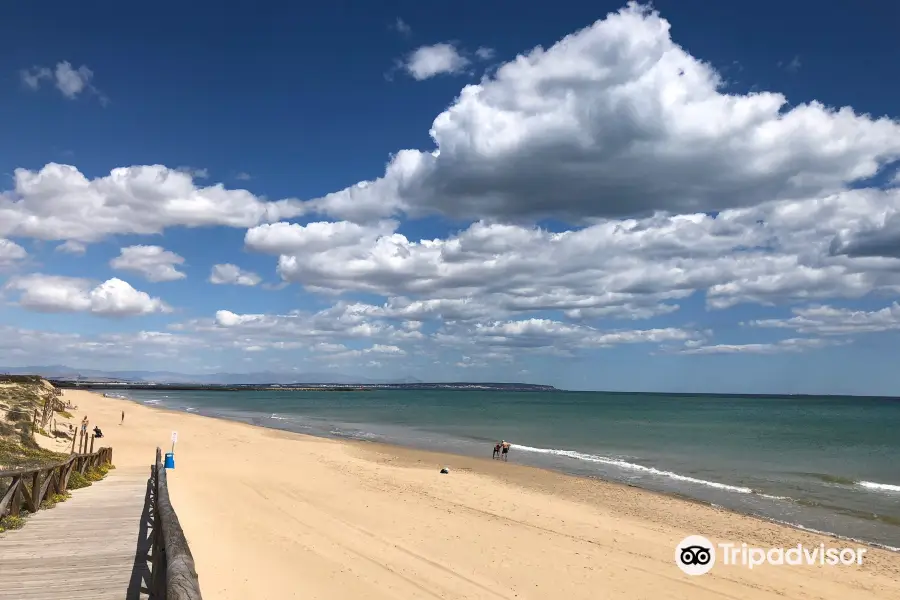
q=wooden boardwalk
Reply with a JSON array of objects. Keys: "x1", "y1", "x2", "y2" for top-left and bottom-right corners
[{"x1": 0, "y1": 467, "x2": 152, "y2": 600}]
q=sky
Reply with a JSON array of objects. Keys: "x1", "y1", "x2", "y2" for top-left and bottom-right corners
[{"x1": 1, "y1": 1, "x2": 900, "y2": 394}]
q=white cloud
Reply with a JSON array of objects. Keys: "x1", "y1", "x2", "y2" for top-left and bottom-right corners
[
  {"x1": 5, "y1": 275, "x2": 170, "y2": 316},
  {"x1": 53, "y1": 61, "x2": 94, "y2": 98},
  {"x1": 166, "y1": 303, "x2": 700, "y2": 364},
  {"x1": 169, "y1": 303, "x2": 426, "y2": 355},
  {"x1": 110, "y1": 245, "x2": 186, "y2": 282},
  {"x1": 55, "y1": 240, "x2": 87, "y2": 255},
  {"x1": 0, "y1": 163, "x2": 306, "y2": 243},
  {"x1": 678, "y1": 337, "x2": 838, "y2": 355},
  {"x1": 749, "y1": 303, "x2": 900, "y2": 335},
  {"x1": 312, "y1": 3, "x2": 900, "y2": 224},
  {"x1": 209, "y1": 264, "x2": 261, "y2": 286},
  {"x1": 252, "y1": 194, "x2": 900, "y2": 318},
  {"x1": 20, "y1": 67, "x2": 51, "y2": 90},
  {"x1": 393, "y1": 18, "x2": 411, "y2": 35},
  {"x1": 779, "y1": 55, "x2": 802, "y2": 73},
  {"x1": 326, "y1": 343, "x2": 407, "y2": 360},
  {"x1": 0, "y1": 239, "x2": 27, "y2": 267},
  {"x1": 177, "y1": 166, "x2": 210, "y2": 179},
  {"x1": 403, "y1": 43, "x2": 469, "y2": 80},
  {"x1": 0, "y1": 325, "x2": 200, "y2": 366},
  {"x1": 21, "y1": 61, "x2": 107, "y2": 103},
  {"x1": 475, "y1": 47, "x2": 495, "y2": 60},
  {"x1": 439, "y1": 318, "x2": 699, "y2": 351},
  {"x1": 245, "y1": 220, "x2": 397, "y2": 255}
]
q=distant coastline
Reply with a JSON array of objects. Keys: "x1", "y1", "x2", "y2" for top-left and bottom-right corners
[{"x1": 48, "y1": 380, "x2": 558, "y2": 392}]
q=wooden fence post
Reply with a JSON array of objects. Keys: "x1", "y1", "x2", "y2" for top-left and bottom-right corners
[
  {"x1": 89, "y1": 435, "x2": 95, "y2": 454},
  {"x1": 1, "y1": 448, "x2": 113, "y2": 522}
]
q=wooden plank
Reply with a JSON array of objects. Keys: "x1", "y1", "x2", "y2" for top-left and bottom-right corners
[
  {"x1": 0, "y1": 467, "x2": 149, "y2": 600},
  {"x1": 19, "y1": 478, "x2": 36, "y2": 513},
  {"x1": 38, "y1": 471, "x2": 54, "y2": 504},
  {"x1": 0, "y1": 478, "x2": 20, "y2": 516}
]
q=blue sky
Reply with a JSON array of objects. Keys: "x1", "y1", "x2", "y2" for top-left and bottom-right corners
[{"x1": 1, "y1": 1, "x2": 900, "y2": 394}]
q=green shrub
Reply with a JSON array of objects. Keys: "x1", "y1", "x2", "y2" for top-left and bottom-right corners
[
  {"x1": 0, "y1": 513, "x2": 27, "y2": 532},
  {"x1": 40, "y1": 490, "x2": 72, "y2": 509},
  {"x1": 46, "y1": 491, "x2": 70, "y2": 508},
  {"x1": 0, "y1": 438, "x2": 66, "y2": 470},
  {"x1": 66, "y1": 470, "x2": 91, "y2": 490},
  {"x1": 85, "y1": 464, "x2": 111, "y2": 482}
]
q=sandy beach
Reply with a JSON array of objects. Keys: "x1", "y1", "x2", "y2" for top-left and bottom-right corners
[{"x1": 57, "y1": 388, "x2": 900, "y2": 599}]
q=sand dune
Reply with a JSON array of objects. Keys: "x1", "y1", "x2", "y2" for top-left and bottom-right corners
[{"x1": 64, "y1": 389, "x2": 900, "y2": 599}]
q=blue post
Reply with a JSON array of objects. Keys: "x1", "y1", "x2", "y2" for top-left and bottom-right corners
[{"x1": 164, "y1": 452, "x2": 175, "y2": 469}]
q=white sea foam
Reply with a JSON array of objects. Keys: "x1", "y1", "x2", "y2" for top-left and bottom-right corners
[
  {"x1": 511, "y1": 443, "x2": 754, "y2": 494},
  {"x1": 757, "y1": 493, "x2": 792, "y2": 501},
  {"x1": 859, "y1": 481, "x2": 900, "y2": 493}
]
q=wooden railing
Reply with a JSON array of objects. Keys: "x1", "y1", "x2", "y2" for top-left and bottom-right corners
[
  {"x1": 0, "y1": 447, "x2": 113, "y2": 520},
  {"x1": 150, "y1": 447, "x2": 202, "y2": 600}
]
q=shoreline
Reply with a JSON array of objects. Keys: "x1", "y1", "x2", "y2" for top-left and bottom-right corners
[
  {"x1": 345, "y1": 439, "x2": 900, "y2": 554},
  {"x1": 122, "y1": 391, "x2": 900, "y2": 553},
  {"x1": 125, "y1": 392, "x2": 900, "y2": 552},
  {"x1": 60, "y1": 388, "x2": 900, "y2": 599},
  {"x1": 122, "y1": 391, "x2": 900, "y2": 552}
]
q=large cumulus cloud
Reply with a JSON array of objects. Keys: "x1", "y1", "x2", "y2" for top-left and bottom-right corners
[{"x1": 305, "y1": 3, "x2": 900, "y2": 223}]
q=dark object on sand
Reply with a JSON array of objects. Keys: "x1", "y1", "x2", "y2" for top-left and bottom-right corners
[
  {"x1": 93, "y1": 426, "x2": 104, "y2": 438},
  {"x1": 440, "y1": 467, "x2": 450, "y2": 474}
]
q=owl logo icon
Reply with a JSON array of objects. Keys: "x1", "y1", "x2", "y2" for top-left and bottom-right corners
[{"x1": 675, "y1": 535, "x2": 716, "y2": 575}]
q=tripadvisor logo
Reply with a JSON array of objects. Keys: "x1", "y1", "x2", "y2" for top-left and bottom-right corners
[
  {"x1": 675, "y1": 535, "x2": 716, "y2": 575},
  {"x1": 675, "y1": 536, "x2": 867, "y2": 575}
]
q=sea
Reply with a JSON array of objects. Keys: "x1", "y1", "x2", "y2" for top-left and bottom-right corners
[{"x1": 121, "y1": 388, "x2": 900, "y2": 550}]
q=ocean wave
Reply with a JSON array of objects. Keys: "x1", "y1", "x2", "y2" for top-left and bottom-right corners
[
  {"x1": 329, "y1": 428, "x2": 381, "y2": 440},
  {"x1": 757, "y1": 493, "x2": 792, "y2": 501},
  {"x1": 807, "y1": 473, "x2": 900, "y2": 494},
  {"x1": 185, "y1": 407, "x2": 197, "y2": 412},
  {"x1": 270, "y1": 414, "x2": 290, "y2": 420},
  {"x1": 511, "y1": 443, "x2": 754, "y2": 494},
  {"x1": 859, "y1": 481, "x2": 900, "y2": 493}
]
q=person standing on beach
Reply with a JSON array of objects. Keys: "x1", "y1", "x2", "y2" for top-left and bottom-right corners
[
  {"x1": 493, "y1": 442, "x2": 501, "y2": 459},
  {"x1": 121, "y1": 410, "x2": 125, "y2": 425},
  {"x1": 81, "y1": 416, "x2": 88, "y2": 434},
  {"x1": 501, "y1": 440, "x2": 510, "y2": 461}
]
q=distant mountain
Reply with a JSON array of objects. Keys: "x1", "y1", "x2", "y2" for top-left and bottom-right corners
[{"x1": 1, "y1": 366, "x2": 428, "y2": 386}]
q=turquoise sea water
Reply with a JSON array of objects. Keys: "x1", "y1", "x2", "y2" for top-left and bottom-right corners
[{"x1": 121, "y1": 389, "x2": 900, "y2": 549}]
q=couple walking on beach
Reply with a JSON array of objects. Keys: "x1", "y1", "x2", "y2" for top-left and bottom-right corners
[{"x1": 493, "y1": 440, "x2": 511, "y2": 461}]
